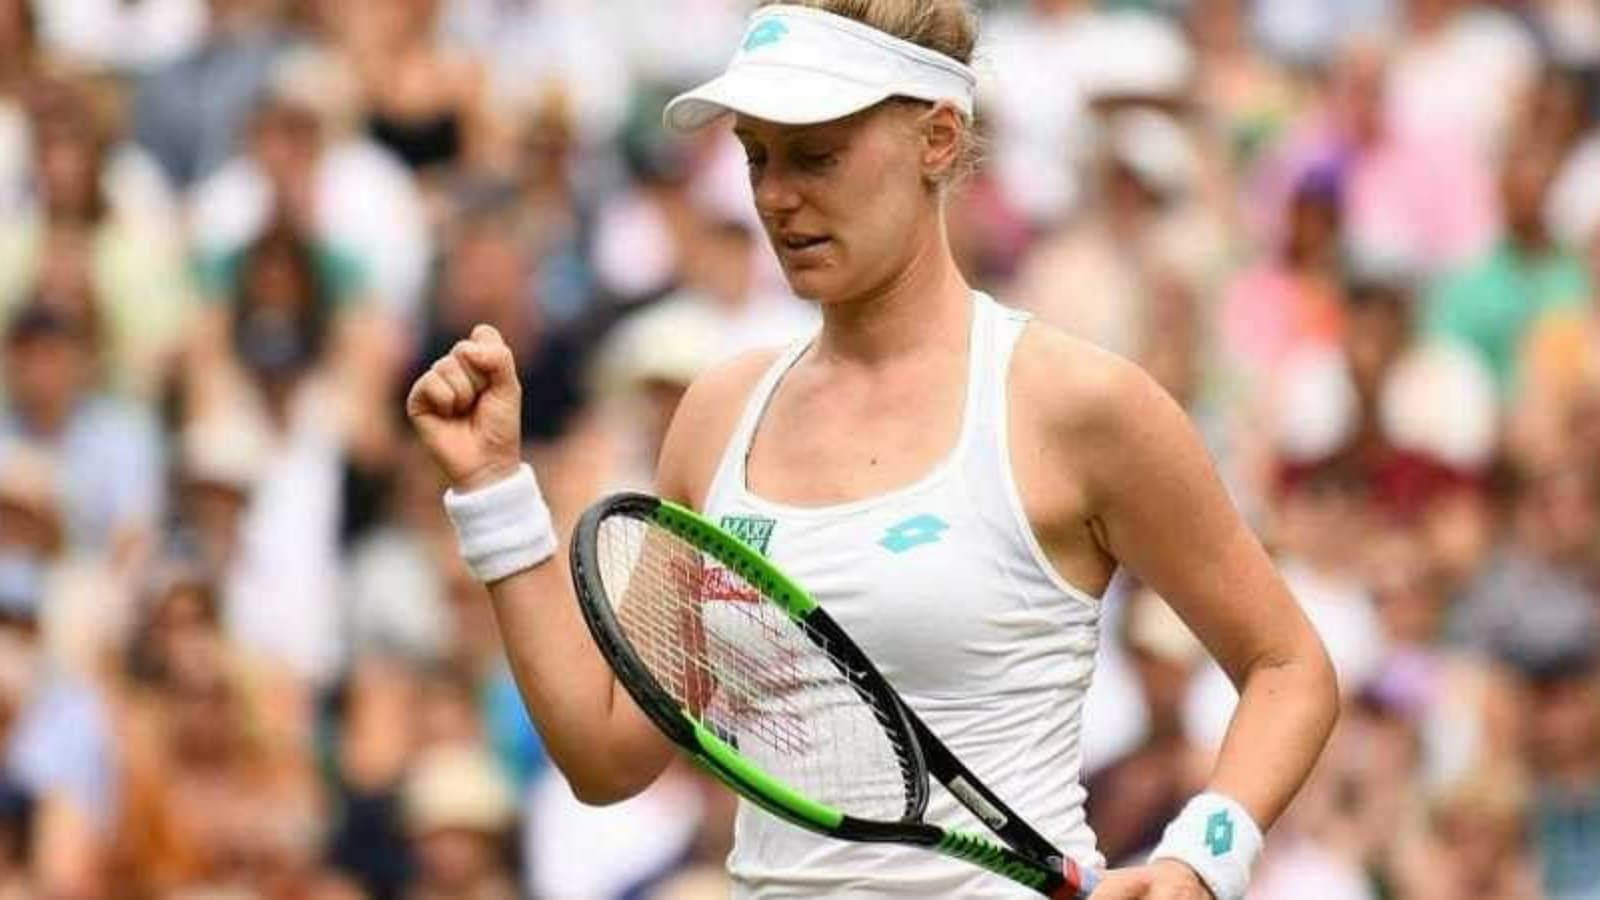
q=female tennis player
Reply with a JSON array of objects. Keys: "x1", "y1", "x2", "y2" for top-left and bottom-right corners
[{"x1": 407, "y1": 2, "x2": 1337, "y2": 897}]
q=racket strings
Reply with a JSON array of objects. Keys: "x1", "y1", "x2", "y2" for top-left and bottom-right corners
[
  {"x1": 635, "y1": 538, "x2": 814, "y2": 757},
  {"x1": 598, "y1": 516, "x2": 914, "y2": 821}
]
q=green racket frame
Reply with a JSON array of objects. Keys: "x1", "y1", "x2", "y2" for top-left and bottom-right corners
[{"x1": 570, "y1": 492, "x2": 1098, "y2": 898}]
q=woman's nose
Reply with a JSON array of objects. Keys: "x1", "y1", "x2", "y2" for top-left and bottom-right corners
[{"x1": 752, "y1": 169, "x2": 802, "y2": 218}]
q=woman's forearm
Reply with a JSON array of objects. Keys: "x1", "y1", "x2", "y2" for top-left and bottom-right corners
[{"x1": 1207, "y1": 642, "x2": 1340, "y2": 828}]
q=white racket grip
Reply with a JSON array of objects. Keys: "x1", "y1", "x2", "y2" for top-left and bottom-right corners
[
  {"x1": 443, "y1": 464, "x2": 557, "y2": 582},
  {"x1": 1148, "y1": 791, "x2": 1263, "y2": 900}
]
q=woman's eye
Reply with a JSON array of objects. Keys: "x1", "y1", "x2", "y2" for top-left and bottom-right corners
[{"x1": 797, "y1": 151, "x2": 836, "y2": 171}]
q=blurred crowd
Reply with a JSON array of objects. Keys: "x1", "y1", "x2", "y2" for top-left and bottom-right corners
[{"x1": 0, "y1": 0, "x2": 1596, "y2": 898}]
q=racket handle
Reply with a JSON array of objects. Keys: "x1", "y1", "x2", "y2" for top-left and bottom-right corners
[{"x1": 1053, "y1": 857, "x2": 1100, "y2": 899}]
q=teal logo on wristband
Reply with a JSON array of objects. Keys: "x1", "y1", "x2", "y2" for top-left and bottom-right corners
[{"x1": 1204, "y1": 811, "x2": 1235, "y2": 857}]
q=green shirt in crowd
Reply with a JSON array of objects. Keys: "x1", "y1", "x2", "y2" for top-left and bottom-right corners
[{"x1": 1425, "y1": 239, "x2": 1591, "y2": 392}]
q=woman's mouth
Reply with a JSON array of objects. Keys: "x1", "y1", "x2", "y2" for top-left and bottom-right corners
[{"x1": 777, "y1": 233, "x2": 832, "y2": 263}]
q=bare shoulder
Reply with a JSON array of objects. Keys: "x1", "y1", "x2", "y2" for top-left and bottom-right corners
[
  {"x1": 1009, "y1": 318, "x2": 1209, "y2": 520},
  {"x1": 1010, "y1": 320, "x2": 1175, "y2": 443},
  {"x1": 655, "y1": 347, "x2": 785, "y2": 508}
]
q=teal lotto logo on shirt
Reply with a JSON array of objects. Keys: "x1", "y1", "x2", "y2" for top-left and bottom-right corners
[
  {"x1": 879, "y1": 515, "x2": 948, "y2": 554},
  {"x1": 743, "y1": 19, "x2": 788, "y2": 51}
]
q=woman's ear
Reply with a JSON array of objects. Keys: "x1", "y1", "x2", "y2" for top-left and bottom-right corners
[{"x1": 919, "y1": 102, "x2": 963, "y2": 184}]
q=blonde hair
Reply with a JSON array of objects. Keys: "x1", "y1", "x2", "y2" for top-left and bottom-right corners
[{"x1": 762, "y1": 0, "x2": 983, "y2": 184}]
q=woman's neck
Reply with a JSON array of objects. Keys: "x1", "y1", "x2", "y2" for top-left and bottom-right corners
[{"x1": 812, "y1": 220, "x2": 972, "y2": 367}]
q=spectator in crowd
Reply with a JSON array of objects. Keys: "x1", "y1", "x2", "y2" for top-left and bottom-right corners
[
  {"x1": 588, "y1": 126, "x2": 702, "y2": 307},
  {"x1": 402, "y1": 744, "x2": 518, "y2": 900},
  {"x1": 0, "y1": 76, "x2": 196, "y2": 399},
  {"x1": 111, "y1": 559, "x2": 324, "y2": 897},
  {"x1": 189, "y1": 49, "x2": 432, "y2": 326},
  {"x1": 169, "y1": 412, "x2": 265, "y2": 592},
  {"x1": 134, "y1": 0, "x2": 295, "y2": 189},
  {"x1": 1252, "y1": 39, "x2": 1498, "y2": 280},
  {"x1": 326, "y1": 652, "x2": 528, "y2": 897},
  {"x1": 1186, "y1": 0, "x2": 1303, "y2": 173},
  {"x1": 1426, "y1": 140, "x2": 1590, "y2": 392},
  {"x1": 498, "y1": 89, "x2": 599, "y2": 326},
  {"x1": 1491, "y1": 585, "x2": 1600, "y2": 899},
  {"x1": 1356, "y1": 280, "x2": 1499, "y2": 529},
  {"x1": 1390, "y1": 764, "x2": 1543, "y2": 900},
  {"x1": 338, "y1": 0, "x2": 488, "y2": 182},
  {"x1": 0, "y1": 304, "x2": 163, "y2": 560},
  {"x1": 1454, "y1": 454, "x2": 1599, "y2": 640},
  {"x1": 1364, "y1": 527, "x2": 1520, "y2": 791},
  {"x1": 1515, "y1": 224, "x2": 1600, "y2": 466},
  {"x1": 1013, "y1": 107, "x2": 1218, "y2": 364},
  {"x1": 1223, "y1": 166, "x2": 1346, "y2": 382},
  {"x1": 181, "y1": 222, "x2": 373, "y2": 687},
  {"x1": 0, "y1": 452, "x2": 117, "y2": 896}
]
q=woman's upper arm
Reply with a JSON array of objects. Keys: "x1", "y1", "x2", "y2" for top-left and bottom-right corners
[{"x1": 1063, "y1": 348, "x2": 1323, "y2": 685}]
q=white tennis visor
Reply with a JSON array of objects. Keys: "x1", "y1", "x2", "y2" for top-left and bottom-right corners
[{"x1": 664, "y1": 6, "x2": 977, "y2": 132}]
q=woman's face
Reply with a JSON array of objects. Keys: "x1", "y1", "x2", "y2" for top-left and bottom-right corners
[{"x1": 735, "y1": 103, "x2": 945, "y2": 304}]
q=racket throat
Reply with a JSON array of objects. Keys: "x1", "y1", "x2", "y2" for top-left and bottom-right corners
[{"x1": 934, "y1": 829, "x2": 1057, "y2": 893}]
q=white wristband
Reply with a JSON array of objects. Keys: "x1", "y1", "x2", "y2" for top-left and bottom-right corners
[
  {"x1": 443, "y1": 464, "x2": 557, "y2": 582},
  {"x1": 1148, "y1": 792, "x2": 1263, "y2": 900}
]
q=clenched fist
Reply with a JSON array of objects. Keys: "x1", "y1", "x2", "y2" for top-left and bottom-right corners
[{"x1": 406, "y1": 324, "x2": 524, "y2": 491}]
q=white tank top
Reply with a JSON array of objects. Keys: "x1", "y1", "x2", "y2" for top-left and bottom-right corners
[{"x1": 703, "y1": 293, "x2": 1106, "y2": 898}]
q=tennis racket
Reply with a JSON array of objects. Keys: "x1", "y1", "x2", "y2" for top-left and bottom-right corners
[{"x1": 569, "y1": 492, "x2": 1101, "y2": 898}]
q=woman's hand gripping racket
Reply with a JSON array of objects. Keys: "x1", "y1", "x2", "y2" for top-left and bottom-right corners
[{"x1": 570, "y1": 492, "x2": 1101, "y2": 898}]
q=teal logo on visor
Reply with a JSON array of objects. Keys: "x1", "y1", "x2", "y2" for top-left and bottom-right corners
[{"x1": 744, "y1": 19, "x2": 788, "y2": 51}]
